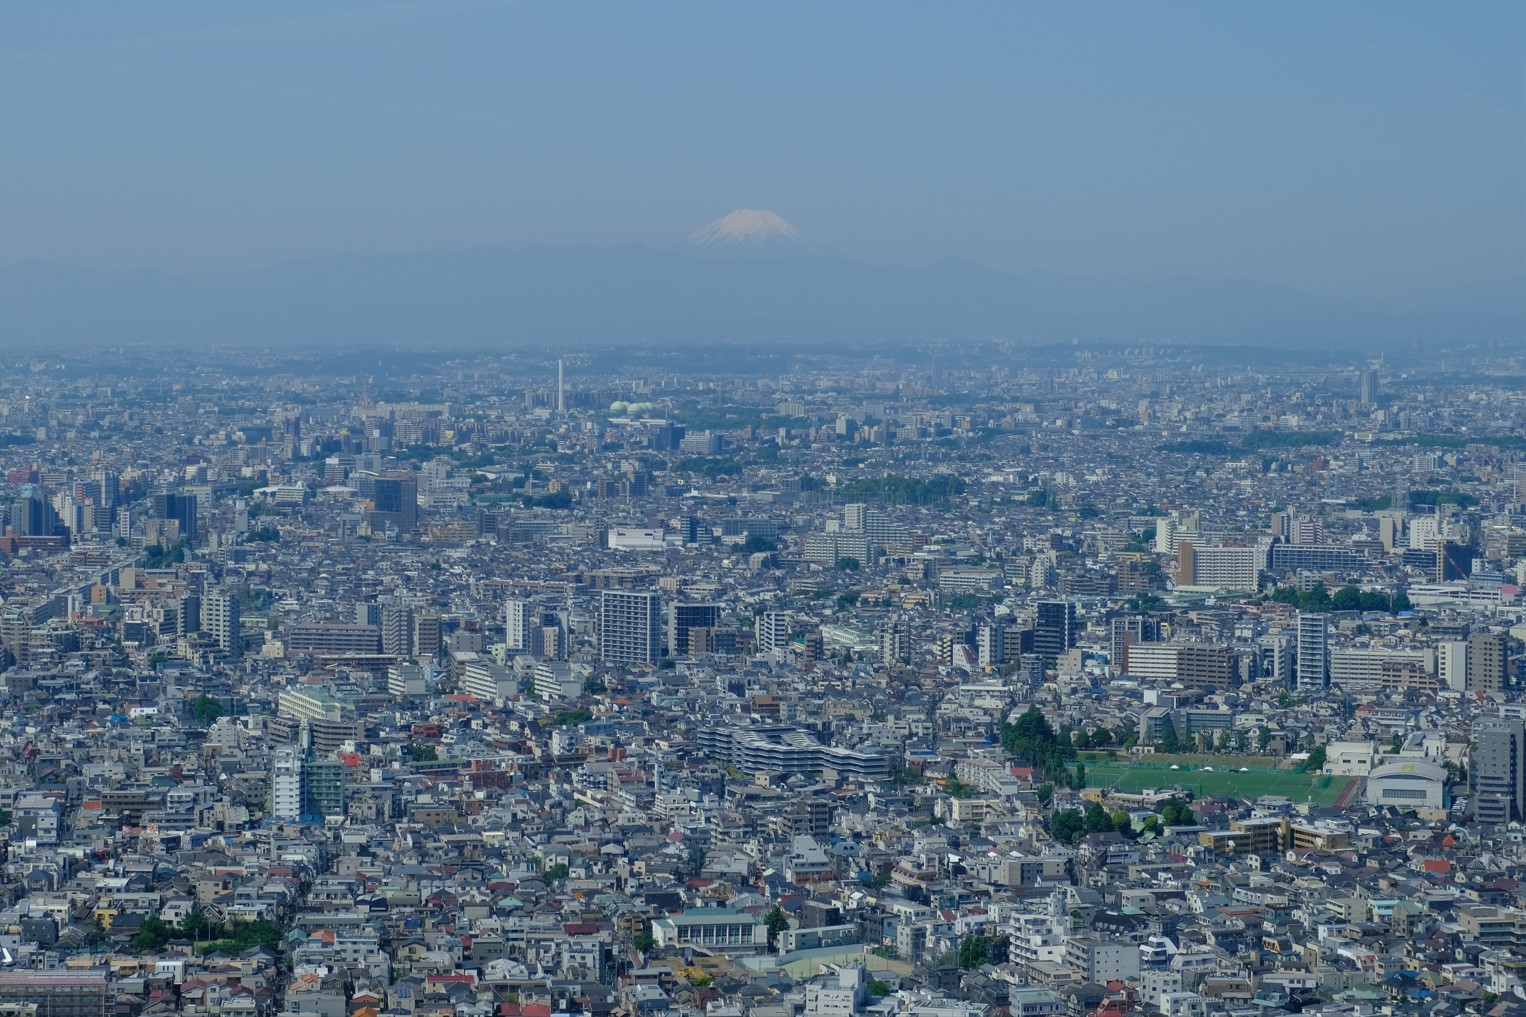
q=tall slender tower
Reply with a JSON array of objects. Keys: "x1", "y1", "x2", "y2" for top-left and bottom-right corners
[
  {"x1": 1295, "y1": 613, "x2": 1328, "y2": 694},
  {"x1": 556, "y1": 359, "x2": 566, "y2": 414}
]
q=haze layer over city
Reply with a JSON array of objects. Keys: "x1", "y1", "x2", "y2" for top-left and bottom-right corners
[{"x1": 0, "y1": 5, "x2": 1524, "y2": 1017}]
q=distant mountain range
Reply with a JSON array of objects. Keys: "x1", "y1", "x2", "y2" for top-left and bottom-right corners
[{"x1": 0, "y1": 214, "x2": 1520, "y2": 350}]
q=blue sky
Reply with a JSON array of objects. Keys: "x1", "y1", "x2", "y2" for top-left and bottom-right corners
[{"x1": 3, "y1": 1, "x2": 1523, "y2": 295}]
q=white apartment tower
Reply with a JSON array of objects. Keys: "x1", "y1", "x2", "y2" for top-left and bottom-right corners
[
  {"x1": 599, "y1": 590, "x2": 661, "y2": 665},
  {"x1": 505, "y1": 598, "x2": 532, "y2": 654},
  {"x1": 758, "y1": 610, "x2": 790, "y2": 655},
  {"x1": 1295, "y1": 613, "x2": 1328, "y2": 694}
]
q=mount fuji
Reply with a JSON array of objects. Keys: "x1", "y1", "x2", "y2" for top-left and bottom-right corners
[
  {"x1": 0, "y1": 212, "x2": 1520, "y2": 349},
  {"x1": 684, "y1": 209, "x2": 828, "y2": 256}
]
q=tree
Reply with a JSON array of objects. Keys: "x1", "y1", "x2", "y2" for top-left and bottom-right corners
[
  {"x1": 1074, "y1": 762, "x2": 1087, "y2": 789},
  {"x1": 1084, "y1": 802, "x2": 1112, "y2": 835},
  {"x1": 1159, "y1": 797, "x2": 1193, "y2": 827},
  {"x1": 764, "y1": 906, "x2": 789, "y2": 950},
  {"x1": 408, "y1": 743, "x2": 438, "y2": 762},
  {"x1": 1112, "y1": 810, "x2": 1134, "y2": 837},
  {"x1": 957, "y1": 935, "x2": 989, "y2": 970},
  {"x1": 835, "y1": 556, "x2": 861, "y2": 572},
  {"x1": 633, "y1": 930, "x2": 655, "y2": 952},
  {"x1": 867, "y1": 980, "x2": 890, "y2": 997},
  {"x1": 1051, "y1": 809, "x2": 1085, "y2": 844},
  {"x1": 1304, "y1": 745, "x2": 1327, "y2": 772},
  {"x1": 1257, "y1": 726, "x2": 1272, "y2": 751},
  {"x1": 133, "y1": 915, "x2": 175, "y2": 952},
  {"x1": 1035, "y1": 783, "x2": 1054, "y2": 808},
  {"x1": 178, "y1": 908, "x2": 215, "y2": 940},
  {"x1": 1331, "y1": 586, "x2": 1362, "y2": 612},
  {"x1": 543, "y1": 862, "x2": 570, "y2": 880},
  {"x1": 191, "y1": 695, "x2": 224, "y2": 727},
  {"x1": 1000, "y1": 707, "x2": 1075, "y2": 787}
]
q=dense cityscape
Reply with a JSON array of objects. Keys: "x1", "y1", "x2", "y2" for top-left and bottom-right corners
[{"x1": 0, "y1": 339, "x2": 1517, "y2": 1017}]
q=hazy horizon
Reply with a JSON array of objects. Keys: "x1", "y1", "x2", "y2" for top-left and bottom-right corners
[{"x1": 5, "y1": 1, "x2": 1524, "y2": 302}]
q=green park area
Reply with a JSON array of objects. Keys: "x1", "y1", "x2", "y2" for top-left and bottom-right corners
[{"x1": 1082, "y1": 760, "x2": 1358, "y2": 808}]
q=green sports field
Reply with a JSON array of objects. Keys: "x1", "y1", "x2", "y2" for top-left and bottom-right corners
[{"x1": 1082, "y1": 761, "x2": 1358, "y2": 807}]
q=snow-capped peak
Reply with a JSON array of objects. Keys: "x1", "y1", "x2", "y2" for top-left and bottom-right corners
[{"x1": 687, "y1": 209, "x2": 808, "y2": 248}]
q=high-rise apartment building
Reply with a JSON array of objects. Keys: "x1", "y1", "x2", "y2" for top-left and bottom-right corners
[
  {"x1": 271, "y1": 746, "x2": 304, "y2": 821},
  {"x1": 274, "y1": 750, "x2": 348, "y2": 823},
  {"x1": 1467, "y1": 631, "x2": 1508, "y2": 694},
  {"x1": 412, "y1": 608, "x2": 442, "y2": 661},
  {"x1": 505, "y1": 598, "x2": 532, "y2": 653},
  {"x1": 201, "y1": 588, "x2": 241, "y2": 655},
  {"x1": 1473, "y1": 717, "x2": 1526, "y2": 824},
  {"x1": 1295, "y1": 613, "x2": 1328, "y2": 693},
  {"x1": 599, "y1": 591, "x2": 660, "y2": 665},
  {"x1": 880, "y1": 618, "x2": 910, "y2": 667},
  {"x1": 1174, "y1": 541, "x2": 1263, "y2": 591},
  {"x1": 758, "y1": 610, "x2": 790, "y2": 655},
  {"x1": 974, "y1": 623, "x2": 1000, "y2": 668},
  {"x1": 1034, "y1": 600, "x2": 1077, "y2": 663}
]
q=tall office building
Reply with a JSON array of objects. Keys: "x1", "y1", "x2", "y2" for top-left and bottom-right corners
[
  {"x1": 1467, "y1": 631, "x2": 1509, "y2": 694},
  {"x1": 1033, "y1": 600, "x2": 1078, "y2": 663},
  {"x1": 668, "y1": 602, "x2": 721, "y2": 658},
  {"x1": 599, "y1": 590, "x2": 661, "y2": 665},
  {"x1": 505, "y1": 599, "x2": 532, "y2": 654},
  {"x1": 10, "y1": 490, "x2": 60, "y2": 538},
  {"x1": 1473, "y1": 717, "x2": 1526, "y2": 824},
  {"x1": 1295, "y1": 613, "x2": 1329, "y2": 693},
  {"x1": 367, "y1": 475, "x2": 419, "y2": 532},
  {"x1": 1357, "y1": 369, "x2": 1379, "y2": 406},
  {"x1": 93, "y1": 469, "x2": 119, "y2": 527},
  {"x1": 152, "y1": 492, "x2": 198, "y2": 541}
]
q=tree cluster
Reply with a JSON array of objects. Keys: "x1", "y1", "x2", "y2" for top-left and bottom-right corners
[
  {"x1": 1050, "y1": 795, "x2": 1193, "y2": 845},
  {"x1": 835, "y1": 474, "x2": 966, "y2": 505},
  {"x1": 1270, "y1": 583, "x2": 1410, "y2": 614},
  {"x1": 133, "y1": 912, "x2": 281, "y2": 956},
  {"x1": 999, "y1": 707, "x2": 1077, "y2": 787}
]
